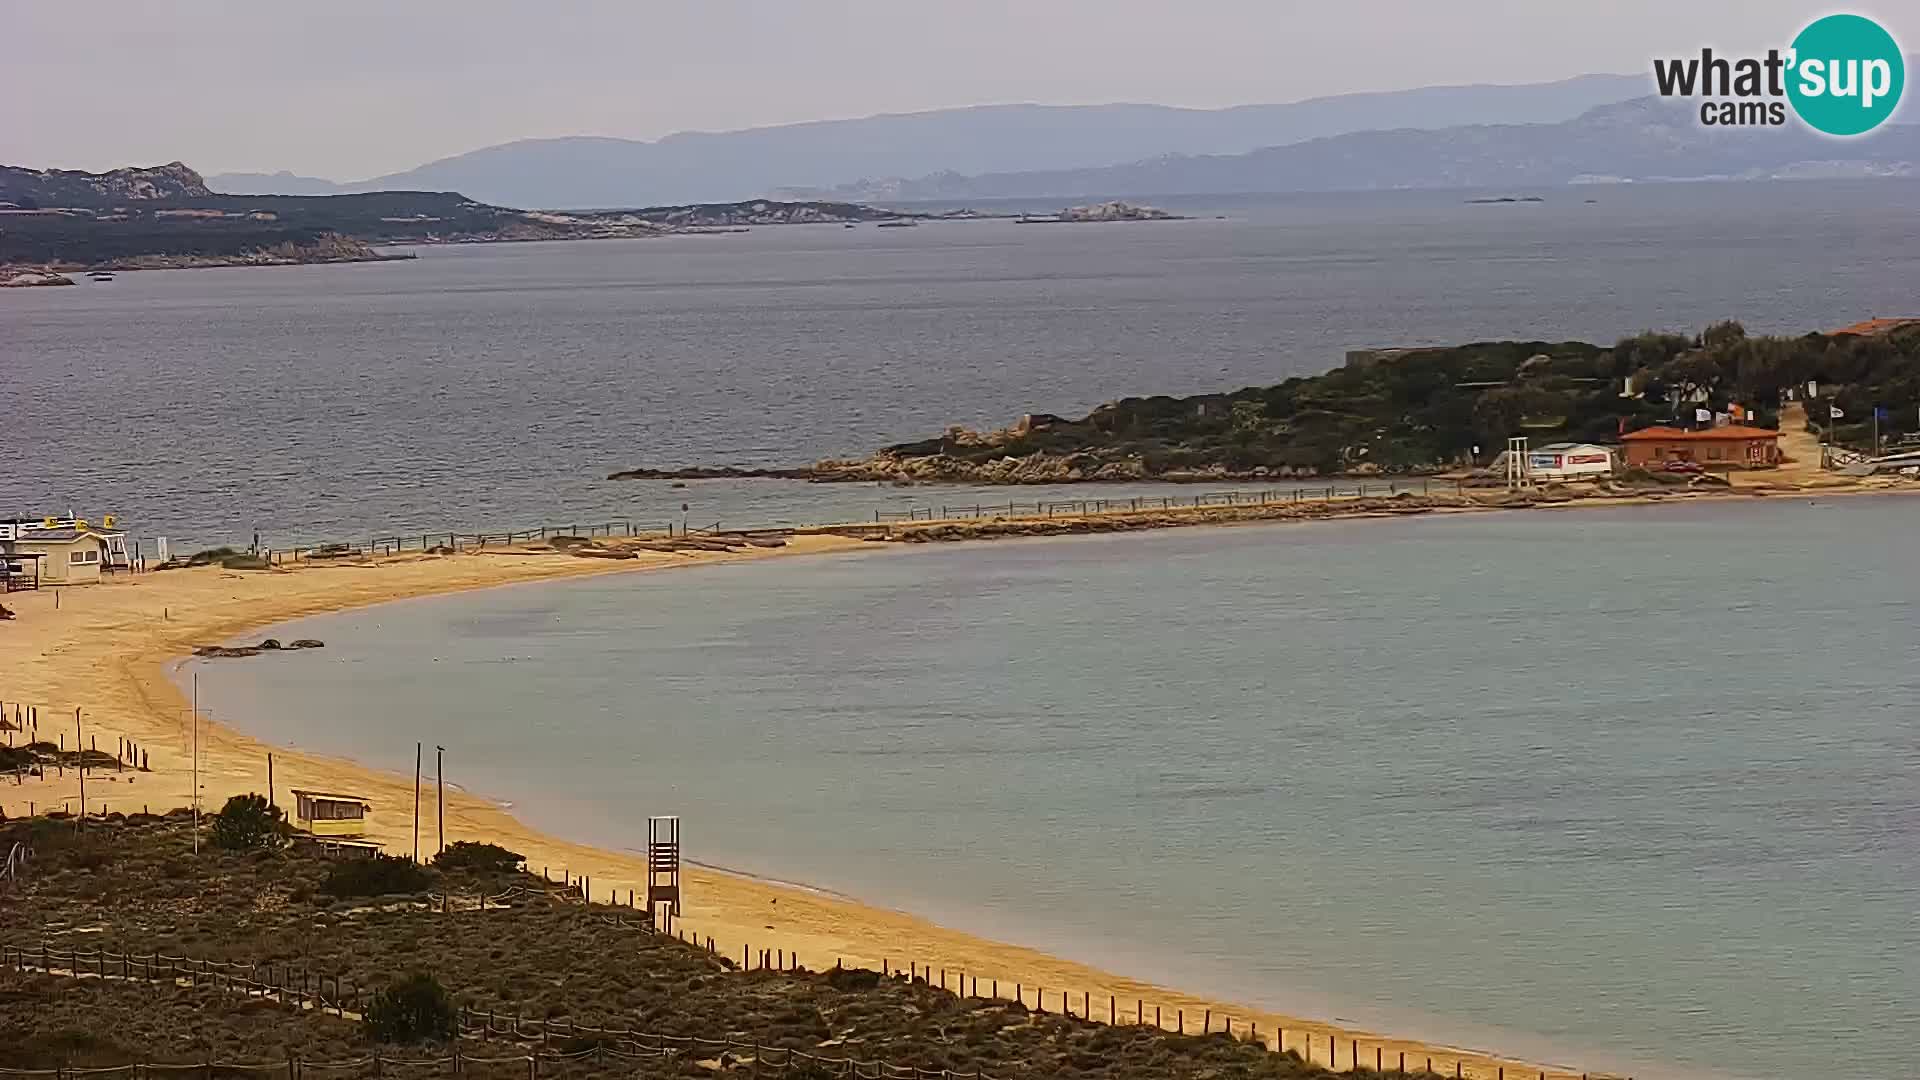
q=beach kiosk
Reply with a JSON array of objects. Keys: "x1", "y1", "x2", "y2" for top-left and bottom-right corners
[{"x1": 291, "y1": 789, "x2": 372, "y2": 838}]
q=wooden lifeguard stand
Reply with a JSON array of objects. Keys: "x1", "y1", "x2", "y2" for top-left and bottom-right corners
[{"x1": 646, "y1": 815, "x2": 681, "y2": 927}]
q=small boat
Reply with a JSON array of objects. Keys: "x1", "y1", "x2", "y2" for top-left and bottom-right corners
[
  {"x1": 87, "y1": 272, "x2": 116, "y2": 282},
  {"x1": 843, "y1": 223, "x2": 857, "y2": 228},
  {"x1": 876, "y1": 219, "x2": 918, "y2": 228}
]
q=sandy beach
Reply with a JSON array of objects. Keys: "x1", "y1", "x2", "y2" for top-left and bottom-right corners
[{"x1": 5, "y1": 479, "x2": 1899, "y2": 1079}]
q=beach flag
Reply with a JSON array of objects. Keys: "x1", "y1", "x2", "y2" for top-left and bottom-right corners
[
  {"x1": 1729, "y1": 403, "x2": 1745, "y2": 419},
  {"x1": 1830, "y1": 405, "x2": 1845, "y2": 418},
  {"x1": 1874, "y1": 406, "x2": 1889, "y2": 420},
  {"x1": 1695, "y1": 408, "x2": 1712, "y2": 423}
]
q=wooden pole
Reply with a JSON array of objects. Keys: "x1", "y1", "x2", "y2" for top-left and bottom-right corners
[
  {"x1": 75, "y1": 708, "x2": 84, "y2": 828},
  {"x1": 267, "y1": 752, "x2": 275, "y2": 813},
  {"x1": 412, "y1": 742, "x2": 422, "y2": 863},
  {"x1": 436, "y1": 745, "x2": 446, "y2": 856}
]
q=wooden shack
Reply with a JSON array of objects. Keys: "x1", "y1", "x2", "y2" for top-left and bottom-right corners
[{"x1": 291, "y1": 789, "x2": 371, "y2": 838}]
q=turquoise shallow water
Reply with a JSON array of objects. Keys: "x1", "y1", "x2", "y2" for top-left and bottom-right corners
[{"x1": 190, "y1": 499, "x2": 1920, "y2": 1080}]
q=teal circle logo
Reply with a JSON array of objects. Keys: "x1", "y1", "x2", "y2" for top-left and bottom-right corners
[{"x1": 1787, "y1": 14, "x2": 1905, "y2": 136}]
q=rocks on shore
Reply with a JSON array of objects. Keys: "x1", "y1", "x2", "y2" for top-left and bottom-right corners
[
  {"x1": 608, "y1": 451, "x2": 1334, "y2": 486},
  {"x1": 548, "y1": 532, "x2": 789, "y2": 557},
  {"x1": 0, "y1": 270, "x2": 74, "y2": 287},
  {"x1": 193, "y1": 638, "x2": 324, "y2": 659}
]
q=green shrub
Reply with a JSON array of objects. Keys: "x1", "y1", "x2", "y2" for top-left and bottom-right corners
[
  {"x1": 364, "y1": 972, "x2": 456, "y2": 1044},
  {"x1": 432, "y1": 841, "x2": 524, "y2": 875},
  {"x1": 321, "y1": 853, "x2": 433, "y2": 898},
  {"x1": 210, "y1": 793, "x2": 285, "y2": 851}
]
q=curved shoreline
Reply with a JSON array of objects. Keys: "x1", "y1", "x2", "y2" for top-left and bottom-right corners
[{"x1": 6, "y1": 512, "x2": 1769, "y2": 1080}]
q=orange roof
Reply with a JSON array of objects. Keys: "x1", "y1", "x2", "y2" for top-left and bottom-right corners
[
  {"x1": 1830, "y1": 316, "x2": 1920, "y2": 336},
  {"x1": 1621, "y1": 425, "x2": 1780, "y2": 442}
]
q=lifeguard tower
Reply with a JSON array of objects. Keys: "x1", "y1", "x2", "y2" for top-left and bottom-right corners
[{"x1": 646, "y1": 815, "x2": 681, "y2": 927}]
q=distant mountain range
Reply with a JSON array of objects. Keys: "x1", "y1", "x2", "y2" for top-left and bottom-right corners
[
  {"x1": 207, "y1": 74, "x2": 1650, "y2": 208},
  {"x1": 786, "y1": 97, "x2": 1920, "y2": 201}
]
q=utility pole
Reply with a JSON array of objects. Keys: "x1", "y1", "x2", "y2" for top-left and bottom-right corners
[
  {"x1": 436, "y1": 745, "x2": 446, "y2": 857},
  {"x1": 413, "y1": 741, "x2": 422, "y2": 863},
  {"x1": 191, "y1": 671, "x2": 200, "y2": 854},
  {"x1": 267, "y1": 752, "x2": 275, "y2": 814}
]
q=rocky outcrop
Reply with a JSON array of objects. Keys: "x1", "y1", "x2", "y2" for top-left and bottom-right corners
[
  {"x1": 610, "y1": 450, "x2": 1339, "y2": 486},
  {"x1": 87, "y1": 232, "x2": 402, "y2": 272},
  {"x1": 0, "y1": 162, "x2": 211, "y2": 208},
  {"x1": 606, "y1": 465, "x2": 819, "y2": 481},
  {"x1": 1038, "y1": 201, "x2": 1181, "y2": 222},
  {"x1": 193, "y1": 638, "x2": 324, "y2": 659},
  {"x1": 0, "y1": 270, "x2": 73, "y2": 287}
]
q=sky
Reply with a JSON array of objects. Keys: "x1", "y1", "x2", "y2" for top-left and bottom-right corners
[{"x1": 2, "y1": 0, "x2": 1902, "y2": 179}]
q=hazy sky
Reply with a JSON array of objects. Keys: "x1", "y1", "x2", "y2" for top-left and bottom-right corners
[{"x1": 3, "y1": 0, "x2": 1901, "y2": 179}]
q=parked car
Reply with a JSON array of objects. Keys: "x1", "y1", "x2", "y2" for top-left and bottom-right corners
[{"x1": 1659, "y1": 460, "x2": 1704, "y2": 474}]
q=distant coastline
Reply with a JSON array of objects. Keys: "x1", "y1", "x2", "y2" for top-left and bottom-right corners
[{"x1": 0, "y1": 161, "x2": 965, "y2": 274}]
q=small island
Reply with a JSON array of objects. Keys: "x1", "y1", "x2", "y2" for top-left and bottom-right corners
[{"x1": 1018, "y1": 200, "x2": 1183, "y2": 223}]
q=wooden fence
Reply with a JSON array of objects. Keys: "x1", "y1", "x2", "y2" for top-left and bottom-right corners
[
  {"x1": 871, "y1": 480, "x2": 1445, "y2": 523},
  {"x1": 270, "y1": 519, "x2": 680, "y2": 563}
]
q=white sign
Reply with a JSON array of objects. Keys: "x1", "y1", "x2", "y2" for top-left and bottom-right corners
[
  {"x1": 1695, "y1": 408, "x2": 1713, "y2": 422},
  {"x1": 0, "y1": 523, "x2": 14, "y2": 542}
]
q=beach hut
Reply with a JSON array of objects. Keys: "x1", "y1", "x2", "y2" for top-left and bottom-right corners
[
  {"x1": 1, "y1": 517, "x2": 129, "y2": 585},
  {"x1": 291, "y1": 789, "x2": 372, "y2": 837}
]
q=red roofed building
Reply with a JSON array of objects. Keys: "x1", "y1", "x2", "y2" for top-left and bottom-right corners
[
  {"x1": 1829, "y1": 316, "x2": 1920, "y2": 337},
  {"x1": 1620, "y1": 425, "x2": 1782, "y2": 469}
]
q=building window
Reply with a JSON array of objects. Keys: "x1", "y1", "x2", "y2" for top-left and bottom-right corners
[
  {"x1": 70, "y1": 549, "x2": 99, "y2": 565},
  {"x1": 1707, "y1": 446, "x2": 1722, "y2": 460}
]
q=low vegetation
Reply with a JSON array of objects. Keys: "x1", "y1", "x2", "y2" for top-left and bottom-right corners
[
  {"x1": 433, "y1": 841, "x2": 524, "y2": 876},
  {"x1": 209, "y1": 793, "x2": 287, "y2": 851},
  {"x1": 1, "y1": 815, "x2": 1354, "y2": 1078},
  {"x1": 364, "y1": 972, "x2": 458, "y2": 1044},
  {"x1": 859, "y1": 320, "x2": 1920, "y2": 478},
  {"x1": 321, "y1": 852, "x2": 435, "y2": 898}
]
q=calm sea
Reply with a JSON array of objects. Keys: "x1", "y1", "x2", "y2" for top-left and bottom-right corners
[
  {"x1": 191, "y1": 500, "x2": 1920, "y2": 1080},
  {"x1": 8, "y1": 180, "x2": 1920, "y2": 548}
]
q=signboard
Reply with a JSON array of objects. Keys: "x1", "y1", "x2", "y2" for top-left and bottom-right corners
[
  {"x1": 1529, "y1": 453, "x2": 1563, "y2": 470},
  {"x1": 1564, "y1": 452, "x2": 1611, "y2": 466},
  {"x1": 0, "y1": 523, "x2": 14, "y2": 542}
]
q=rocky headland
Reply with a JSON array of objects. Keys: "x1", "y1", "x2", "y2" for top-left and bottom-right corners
[
  {"x1": 0, "y1": 161, "x2": 931, "y2": 272},
  {"x1": 608, "y1": 320, "x2": 1920, "y2": 486}
]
